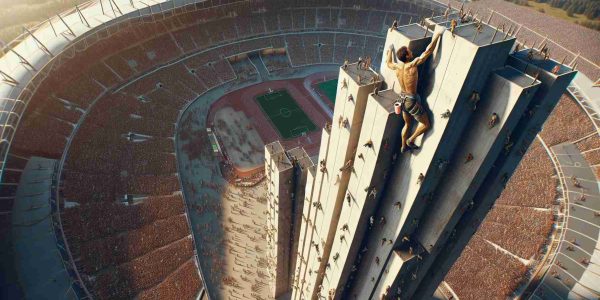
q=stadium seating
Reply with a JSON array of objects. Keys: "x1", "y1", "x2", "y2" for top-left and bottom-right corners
[
  {"x1": 446, "y1": 235, "x2": 528, "y2": 299},
  {"x1": 540, "y1": 95, "x2": 597, "y2": 147}
]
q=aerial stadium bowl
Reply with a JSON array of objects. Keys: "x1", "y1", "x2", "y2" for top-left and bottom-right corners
[{"x1": 0, "y1": 0, "x2": 598, "y2": 299}]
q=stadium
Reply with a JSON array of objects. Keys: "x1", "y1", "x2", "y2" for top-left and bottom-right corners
[{"x1": 0, "y1": 0, "x2": 598, "y2": 299}]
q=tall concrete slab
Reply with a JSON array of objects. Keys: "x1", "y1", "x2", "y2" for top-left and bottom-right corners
[
  {"x1": 294, "y1": 128, "x2": 330, "y2": 300},
  {"x1": 321, "y1": 89, "x2": 403, "y2": 298},
  {"x1": 291, "y1": 64, "x2": 382, "y2": 299},
  {"x1": 265, "y1": 141, "x2": 294, "y2": 298},
  {"x1": 293, "y1": 164, "x2": 317, "y2": 289},
  {"x1": 309, "y1": 64, "x2": 381, "y2": 300},
  {"x1": 412, "y1": 50, "x2": 577, "y2": 298},
  {"x1": 417, "y1": 66, "x2": 540, "y2": 249},
  {"x1": 384, "y1": 67, "x2": 541, "y2": 299},
  {"x1": 347, "y1": 22, "x2": 517, "y2": 299},
  {"x1": 287, "y1": 147, "x2": 314, "y2": 295}
]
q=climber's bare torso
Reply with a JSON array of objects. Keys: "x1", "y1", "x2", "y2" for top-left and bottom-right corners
[
  {"x1": 393, "y1": 62, "x2": 419, "y2": 95},
  {"x1": 385, "y1": 28, "x2": 443, "y2": 152}
]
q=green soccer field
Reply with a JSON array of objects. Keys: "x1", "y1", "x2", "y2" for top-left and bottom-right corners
[
  {"x1": 317, "y1": 79, "x2": 338, "y2": 103},
  {"x1": 256, "y1": 90, "x2": 317, "y2": 140}
]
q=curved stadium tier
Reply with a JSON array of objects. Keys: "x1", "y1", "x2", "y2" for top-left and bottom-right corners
[{"x1": 0, "y1": 1, "x2": 598, "y2": 300}]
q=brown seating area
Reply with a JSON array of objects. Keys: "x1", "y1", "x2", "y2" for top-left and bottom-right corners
[
  {"x1": 212, "y1": 59, "x2": 237, "y2": 83},
  {"x1": 51, "y1": 55, "x2": 201, "y2": 300},
  {"x1": 446, "y1": 140, "x2": 556, "y2": 299},
  {"x1": 230, "y1": 57, "x2": 258, "y2": 81},
  {"x1": 137, "y1": 259, "x2": 202, "y2": 300},
  {"x1": 540, "y1": 95, "x2": 597, "y2": 147},
  {"x1": 286, "y1": 35, "x2": 307, "y2": 66},
  {"x1": 446, "y1": 95, "x2": 600, "y2": 299},
  {"x1": 91, "y1": 237, "x2": 195, "y2": 299},
  {"x1": 446, "y1": 235, "x2": 528, "y2": 299},
  {"x1": 11, "y1": 113, "x2": 72, "y2": 158}
]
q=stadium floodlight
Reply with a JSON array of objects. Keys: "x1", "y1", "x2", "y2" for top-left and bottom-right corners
[
  {"x1": 23, "y1": 27, "x2": 53, "y2": 57},
  {"x1": 47, "y1": 17, "x2": 58, "y2": 37},
  {"x1": 0, "y1": 70, "x2": 19, "y2": 86},
  {"x1": 9, "y1": 49, "x2": 36, "y2": 71},
  {"x1": 57, "y1": 14, "x2": 76, "y2": 36},
  {"x1": 75, "y1": 5, "x2": 91, "y2": 27},
  {"x1": 570, "y1": 52, "x2": 580, "y2": 68},
  {"x1": 110, "y1": 0, "x2": 124, "y2": 15},
  {"x1": 487, "y1": 10, "x2": 494, "y2": 24}
]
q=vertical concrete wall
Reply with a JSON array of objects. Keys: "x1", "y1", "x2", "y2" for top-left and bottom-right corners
[
  {"x1": 411, "y1": 50, "x2": 577, "y2": 299},
  {"x1": 287, "y1": 147, "x2": 314, "y2": 294},
  {"x1": 293, "y1": 165, "x2": 316, "y2": 294},
  {"x1": 388, "y1": 67, "x2": 541, "y2": 299},
  {"x1": 265, "y1": 142, "x2": 294, "y2": 298},
  {"x1": 348, "y1": 22, "x2": 516, "y2": 299},
  {"x1": 321, "y1": 89, "x2": 403, "y2": 298},
  {"x1": 294, "y1": 128, "x2": 331, "y2": 300},
  {"x1": 310, "y1": 64, "x2": 381, "y2": 300},
  {"x1": 417, "y1": 67, "x2": 540, "y2": 250}
]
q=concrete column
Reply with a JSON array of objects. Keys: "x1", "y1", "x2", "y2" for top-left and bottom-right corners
[
  {"x1": 287, "y1": 147, "x2": 315, "y2": 296},
  {"x1": 411, "y1": 48, "x2": 577, "y2": 299},
  {"x1": 292, "y1": 165, "x2": 317, "y2": 295},
  {"x1": 265, "y1": 141, "x2": 294, "y2": 298},
  {"x1": 321, "y1": 89, "x2": 403, "y2": 298},
  {"x1": 310, "y1": 63, "x2": 381, "y2": 300},
  {"x1": 387, "y1": 66, "x2": 541, "y2": 299},
  {"x1": 349, "y1": 21, "x2": 517, "y2": 299},
  {"x1": 294, "y1": 128, "x2": 331, "y2": 300}
]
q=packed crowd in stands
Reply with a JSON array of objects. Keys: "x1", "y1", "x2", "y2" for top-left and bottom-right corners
[
  {"x1": 7, "y1": 2, "x2": 421, "y2": 162},
  {"x1": 137, "y1": 259, "x2": 203, "y2": 300},
  {"x1": 539, "y1": 95, "x2": 596, "y2": 147},
  {"x1": 446, "y1": 234, "x2": 529, "y2": 299},
  {"x1": 447, "y1": 141, "x2": 555, "y2": 299},
  {"x1": 2, "y1": 0, "x2": 597, "y2": 298},
  {"x1": 446, "y1": 95, "x2": 600, "y2": 299}
]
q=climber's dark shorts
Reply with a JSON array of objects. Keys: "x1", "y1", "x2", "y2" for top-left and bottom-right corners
[{"x1": 400, "y1": 93, "x2": 424, "y2": 117}]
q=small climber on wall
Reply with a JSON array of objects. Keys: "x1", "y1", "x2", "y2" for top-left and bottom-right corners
[{"x1": 386, "y1": 27, "x2": 444, "y2": 153}]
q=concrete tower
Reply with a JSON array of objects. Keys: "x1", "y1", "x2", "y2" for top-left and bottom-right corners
[
  {"x1": 265, "y1": 141, "x2": 294, "y2": 298},
  {"x1": 287, "y1": 14, "x2": 575, "y2": 300},
  {"x1": 265, "y1": 142, "x2": 316, "y2": 299}
]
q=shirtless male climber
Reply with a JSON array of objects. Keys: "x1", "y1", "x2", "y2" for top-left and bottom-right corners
[{"x1": 386, "y1": 27, "x2": 444, "y2": 153}]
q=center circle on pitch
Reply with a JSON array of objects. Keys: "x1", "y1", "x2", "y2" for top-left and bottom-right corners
[{"x1": 280, "y1": 108, "x2": 292, "y2": 118}]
